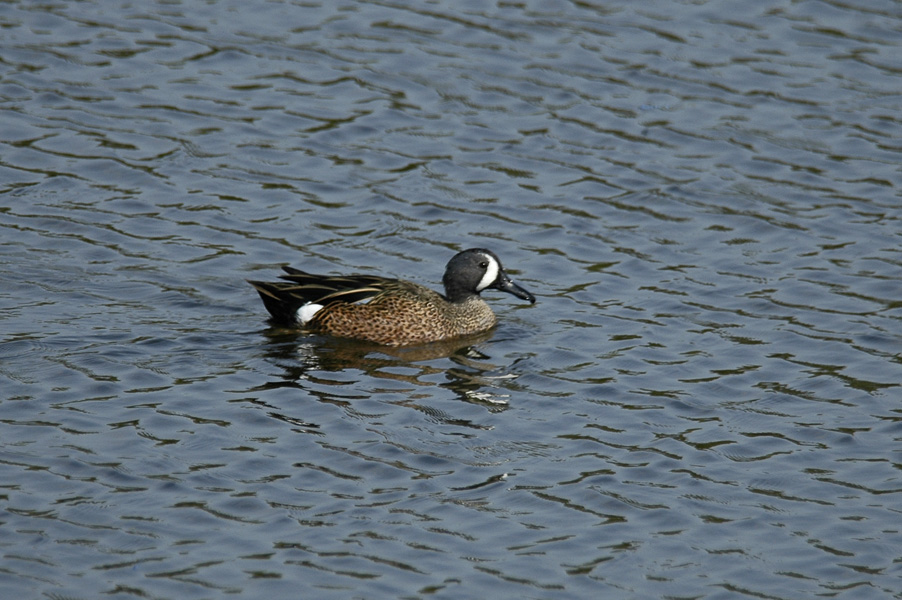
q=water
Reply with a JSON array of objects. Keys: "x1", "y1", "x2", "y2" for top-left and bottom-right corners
[{"x1": 2, "y1": 1, "x2": 901, "y2": 598}]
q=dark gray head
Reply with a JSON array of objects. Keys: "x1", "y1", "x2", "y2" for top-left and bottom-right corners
[{"x1": 442, "y1": 248, "x2": 536, "y2": 304}]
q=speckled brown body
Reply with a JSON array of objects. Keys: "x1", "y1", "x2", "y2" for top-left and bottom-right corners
[{"x1": 312, "y1": 282, "x2": 497, "y2": 346}]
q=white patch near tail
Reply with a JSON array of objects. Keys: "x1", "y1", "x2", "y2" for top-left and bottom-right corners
[
  {"x1": 476, "y1": 255, "x2": 500, "y2": 291},
  {"x1": 296, "y1": 303, "x2": 323, "y2": 324}
]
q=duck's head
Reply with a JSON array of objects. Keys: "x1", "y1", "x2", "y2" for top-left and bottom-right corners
[{"x1": 442, "y1": 248, "x2": 536, "y2": 304}]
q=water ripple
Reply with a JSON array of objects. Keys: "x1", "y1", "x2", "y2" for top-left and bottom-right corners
[{"x1": 2, "y1": 0, "x2": 902, "y2": 598}]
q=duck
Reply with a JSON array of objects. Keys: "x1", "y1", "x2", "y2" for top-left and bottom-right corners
[{"x1": 248, "y1": 248, "x2": 535, "y2": 346}]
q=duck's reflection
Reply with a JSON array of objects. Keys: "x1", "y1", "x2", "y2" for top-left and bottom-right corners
[{"x1": 251, "y1": 327, "x2": 516, "y2": 432}]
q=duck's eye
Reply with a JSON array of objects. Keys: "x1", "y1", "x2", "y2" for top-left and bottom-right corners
[{"x1": 479, "y1": 261, "x2": 489, "y2": 269}]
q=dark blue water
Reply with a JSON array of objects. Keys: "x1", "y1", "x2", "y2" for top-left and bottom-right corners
[{"x1": 2, "y1": 1, "x2": 901, "y2": 598}]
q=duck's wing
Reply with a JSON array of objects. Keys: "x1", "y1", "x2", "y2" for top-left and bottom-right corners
[
  {"x1": 277, "y1": 267, "x2": 392, "y2": 304},
  {"x1": 248, "y1": 267, "x2": 395, "y2": 324}
]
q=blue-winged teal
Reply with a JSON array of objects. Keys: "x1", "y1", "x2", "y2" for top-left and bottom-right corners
[{"x1": 248, "y1": 248, "x2": 535, "y2": 346}]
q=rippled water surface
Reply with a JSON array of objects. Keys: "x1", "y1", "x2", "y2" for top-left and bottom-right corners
[{"x1": 2, "y1": 1, "x2": 901, "y2": 598}]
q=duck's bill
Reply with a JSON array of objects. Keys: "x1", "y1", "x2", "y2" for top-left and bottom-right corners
[{"x1": 495, "y1": 276, "x2": 536, "y2": 304}]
